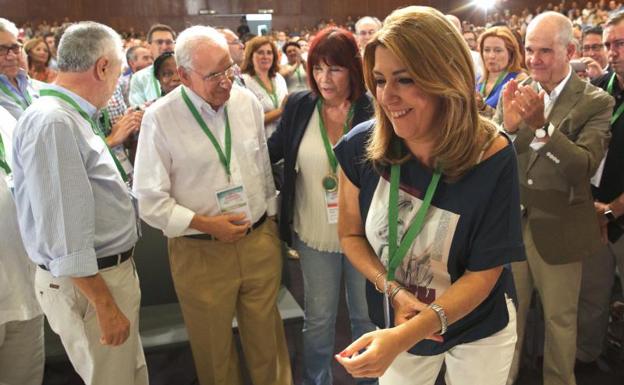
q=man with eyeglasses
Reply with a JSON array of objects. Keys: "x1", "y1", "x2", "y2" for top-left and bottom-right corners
[
  {"x1": 128, "y1": 23, "x2": 175, "y2": 107},
  {"x1": 581, "y1": 26, "x2": 609, "y2": 75},
  {"x1": 133, "y1": 25, "x2": 292, "y2": 385},
  {"x1": 355, "y1": 16, "x2": 382, "y2": 53},
  {"x1": 576, "y1": 10, "x2": 624, "y2": 374},
  {"x1": 0, "y1": 18, "x2": 41, "y2": 119}
]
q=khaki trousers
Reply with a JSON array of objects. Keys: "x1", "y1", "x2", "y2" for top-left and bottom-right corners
[
  {"x1": 35, "y1": 259, "x2": 148, "y2": 385},
  {"x1": 577, "y1": 235, "x2": 624, "y2": 362},
  {"x1": 0, "y1": 315, "x2": 44, "y2": 385},
  {"x1": 507, "y1": 226, "x2": 582, "y2": 385},
  {"x1": 168, "y1": 219, "x2": 292, "y2": 385}
]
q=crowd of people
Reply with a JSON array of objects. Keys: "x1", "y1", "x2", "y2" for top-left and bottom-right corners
[{"x1": 1, "y1": 1, "x2": 624, "y2": 385}]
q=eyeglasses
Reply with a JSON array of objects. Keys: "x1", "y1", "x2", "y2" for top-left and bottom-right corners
[
  {"x1": 358, "y1": 29, "x2": 376, "y2": 36},
  {"x1": 191, "y1": 62, "x2": 236, "y2": 83},
  {"x1": 152, "y1": 39, "x2": 175, "y2": 46},
  {"x1": 604, "y1": 39, "x2": 624, "y2": 51},
  {"x1": 228, "y1": 39, "x2": 243, "y2": 46},
  {"x1": 582, "y1": 43, "x2": 605, "y2": 52},
  {"x1": 0, "y1": 43, "x2": 22, "y2": 57}
]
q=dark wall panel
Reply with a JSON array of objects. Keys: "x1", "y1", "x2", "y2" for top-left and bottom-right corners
[{"x1": 0, "y1": 0, "x2": 549, "y2": 33}]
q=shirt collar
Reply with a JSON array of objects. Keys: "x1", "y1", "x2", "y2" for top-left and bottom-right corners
[
  {"x1": 0, "y1": 68, "x2": 30, "y2": 92},
  {"x1": 537, "y1": 66, "x2": 572, "y2": 102},
  {"x1": 43, "y1": 83, "x2": 98, "y2": 118},
  {"x1": 182, "y1": 85, "x2": 228, "y2": 117}
]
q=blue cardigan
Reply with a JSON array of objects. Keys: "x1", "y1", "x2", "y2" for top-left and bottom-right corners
[{"x1": 267, "y1": 90, "x2": 374, "y2": 246}]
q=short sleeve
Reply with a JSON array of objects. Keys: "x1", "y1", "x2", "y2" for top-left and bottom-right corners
[
  {"x1": 334, "y1": 120, "x2": 374, "y2": 189},
  {"x1": 466, "y1": 147, "x2": 526, "y2": 271}
]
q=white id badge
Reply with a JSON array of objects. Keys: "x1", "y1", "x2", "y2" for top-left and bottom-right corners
[
  {"x1": 215, "y1": 184, "x2": 252, "y2": 223},
  {"x1": 113, "y1": 146, "x2": 134, "y2": 176},
  {"x1": 324, "y1": 190, "x2": 339, "y2": 224}
]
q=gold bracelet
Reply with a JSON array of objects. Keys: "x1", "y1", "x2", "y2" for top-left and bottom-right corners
[
  {"x1": 389, "y1": 285, "x2": 405, "y2": 305},
  {"x1": 373, "y1": 271, "x2": 385, "y2": 293}
]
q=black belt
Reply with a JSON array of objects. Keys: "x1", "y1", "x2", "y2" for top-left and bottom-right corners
[
  {"x1": 38, "y1": 248, "x2": 134, "y2": 271},
  {"x1": 184, "y1": 212, "x2": 267, "y2": 241}
]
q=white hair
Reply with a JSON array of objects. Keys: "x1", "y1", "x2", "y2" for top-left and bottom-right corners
[
  {"x1": 0, "y1": 18, "x2": 18, "y2": 37},
  {"x1": 355, "y1": 16, "x2": 382, "y2": 32},
  {"x1": 175, "y1": 25, "x2": 228, "y2": 71},
  {"x1": 528, "y1": 11, "x2": 574, "y2": 47},
  {"x1": 57, "y1": 21, "x2": 123, "y2": 72}
]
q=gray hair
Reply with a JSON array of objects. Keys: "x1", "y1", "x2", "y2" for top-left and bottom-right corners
[
  {"x1": 175, "y1": 25, "x2": 227, "y2": 71},
  {"x1": 528, "y1": 11, "x2": 573, "y2": 47},
  {"x1": 355, "y1": 16, "x2": 382, "y2": 33},
  {"x1": 57, "y1": 21, "x2": 123, "y2": 72},
  {"x1": 0, "y1": 18, "x2": 18, "y2": 37}
]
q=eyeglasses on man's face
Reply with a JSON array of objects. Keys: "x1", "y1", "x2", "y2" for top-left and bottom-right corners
[
  {"x1": 0, "y1": 43, "x2": 22, "y2": 57},
  {"x1": 582, "y1": 43, "x2": 605, "y2": 52},
  {"x1": 191, "y1": 62, "x2": 236, "y2": 83}
]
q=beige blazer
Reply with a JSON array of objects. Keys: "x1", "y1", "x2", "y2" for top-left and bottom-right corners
[{"x1": 495, "y1": 72, "x2": 613, "y2": 264}]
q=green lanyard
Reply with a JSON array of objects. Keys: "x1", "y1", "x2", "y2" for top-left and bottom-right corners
[
  {"x1": 152, "y1": 74, "x2": 162, "y2": 98},
  {"x1": 0, "y1": 133, "x2": 10, "y2": 175},
  {"x1": 254, "y1": 75, "x2": 279, "y2": 108},
  {"x1": 181, "y1": 87, "x2": 232, "y2": 178},
  {"x1": 295, "y1": 64, "x2": 303, "y2": 84},
  {"x1": 387, "y1": 163, "x2": 441, "y2": 281},
  {"x1": 316, "y1": 99, "x2": 355, "y2": 174},
  {"x1": 39, "y1": 89, "x2": 129, "y2": 183},
  {"x1": 100, "y1": 109, "x2": 111, "y2": 134},
  {"x1": 607, "y1": 72, "x2": 624, "y2": 125},
  {"x1": 479, "y1": 71, "x2": 508, "y2": 99},
  {"x1": 0, "y1": 81, "x2": 31, "y2": 110}
]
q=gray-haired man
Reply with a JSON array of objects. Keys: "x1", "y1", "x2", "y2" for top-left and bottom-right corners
[{"x1": 12, "y1": 22, "x2": 147, "y2": 385}]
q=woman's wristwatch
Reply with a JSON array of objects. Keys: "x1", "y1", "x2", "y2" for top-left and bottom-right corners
[{"x1": 429, "y1": 303, "x2": 448, "y2": 335}]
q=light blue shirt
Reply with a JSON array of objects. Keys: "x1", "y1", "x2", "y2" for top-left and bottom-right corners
[
  {"x1": 128, "y1": 65, "x2": 160, "y2": 107},
  {"x1": 0, "y1": 69, "x2": 41, "y2": 120},
  {"x1": 11, "y1": 84, "x2": 138, "y2": 278}
]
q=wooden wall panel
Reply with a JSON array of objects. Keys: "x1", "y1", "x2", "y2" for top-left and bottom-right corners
[{"x1": 0, "y1": 0, "x2": 555, "y2": 33}]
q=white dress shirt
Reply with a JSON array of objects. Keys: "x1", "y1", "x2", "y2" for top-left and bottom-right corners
[
  {"x1": 241, "y1": 73, "x2": 288, "y2": 138},
  {"x1": 0, "y1": 106, "x2": 42, "y2": 324},
  {"x1": 133, "y1": 84, "x2": 277, "y2": 238}
]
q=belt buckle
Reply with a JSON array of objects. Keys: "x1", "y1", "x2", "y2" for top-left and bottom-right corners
[{"x1": 116, "y1": 254, "x2": 122, "y2": 266}]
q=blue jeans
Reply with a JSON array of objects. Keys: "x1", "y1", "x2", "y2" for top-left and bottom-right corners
[{"x1": 294, "y1": 235, "x2": 377, "y2": 385}]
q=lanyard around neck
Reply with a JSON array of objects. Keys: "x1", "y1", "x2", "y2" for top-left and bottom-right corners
[
  {"x1": 316, "y1": 99, "x2": 355, "y2": 174},
  {"x1": 254, "y1": 75, "x2": 278, "y2": 108},
  {"x1": 607, "y1": 72, "x2": 624, "y2": 125},
  {"x1": 480, "y1": 71, "x2": 508, "y2": 99},
  {"x1": 181, "y1": 87, "x2": 232, "y2": 178},
  {"x1": 387, "y1": 162, "x2": 441, "y2": 281},
  {"x1": 0, "y1": 80, "x2": 31, "y2": 110},
  {"x1": 39, "y1": 89, "x2": 129, "y2": 183},
  {"x1": 0, "y1": 134, "x2": 10, "y2": 175}
]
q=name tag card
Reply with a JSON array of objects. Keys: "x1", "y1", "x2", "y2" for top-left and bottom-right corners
[
  {"x1": 324, "y1": 190, "x2": 338, "y2": 224},
  {"x1": 216, "y1": 184, "x2": 252, "y2": 223}
]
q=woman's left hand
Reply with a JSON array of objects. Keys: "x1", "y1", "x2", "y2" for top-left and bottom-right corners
[{"x1": 334, "y1": 328, "x2": 405, "y2": 378}]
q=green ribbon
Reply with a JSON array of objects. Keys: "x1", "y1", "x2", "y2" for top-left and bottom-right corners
[
  {"x1": 316, "y1": 99, "x2": 355, "y2": 174},
  {"x1": 479, "y1": 71, "x2": 508, "y2": 99},
  {"x1": 39, "y1": 89, "x2": 129, "y2": 183},
  {"x1": 254, "y1": 75, "x2": 278, "y2": 108},
  {"x1": 0, "y1": 81, "x2": 32, "y2": 110},
  {"x1": 181, "y1": 86, "x2": 232, "y2": 177},
  {"x1": 387, "y1": 162, "x2": 441, "y2": 281},
  {"x1": 607, "y1": 72, "x2": 624, "y2": 125},
  {"x1": 295, "y1": 64, "x2": 303, "y2": 84},
  {"x1": 0, "y1": 133, "x2": 10, "y2": 175}
]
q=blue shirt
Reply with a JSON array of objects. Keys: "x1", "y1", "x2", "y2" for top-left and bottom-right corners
[
  {"x1": 476, "y1": 71, "x2": 519, "y2": 109},
  {"x1": 12, "y1": 84, "x2": 138, "y2": 278},
  {"x1": 334, "y1": 121, "x2": 525, "y2": 355},
  {"x1": 128, "y1": 65, "x2": 160, "y2": 107},
  {"x1": 0, "y1": 69, "x2": 40, "y2": 119}
]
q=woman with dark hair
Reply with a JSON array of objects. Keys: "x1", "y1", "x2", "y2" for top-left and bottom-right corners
[
  {"x1": 24, "y1": 38, "x2": 56, "y2": 83},
  {"x1": 268, "y1": 27, "x2": 376, "y2": 385},
  {"x1": 241, "y1": 36, "x2": 288, "y2": 137},
  {"x1": 279, "y1": 41, "x2": 308, "y2": 93},
  {"x1": 153, "y1": 52, "x2": 180, "y2": 96}
]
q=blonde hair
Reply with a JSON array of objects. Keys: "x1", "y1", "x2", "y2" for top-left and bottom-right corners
[
  {"x1": 478, "y1": 26, "x2": 524, "y2": 81},
  {"x1": 364, "y1": 6, "x2": 496, "y2": 179}
]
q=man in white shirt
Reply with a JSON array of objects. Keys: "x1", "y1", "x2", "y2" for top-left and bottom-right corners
[
  {"x1": 495, "y1": 12, "x2": 612, "y2": 385},
  {"x1": 355, "y1": 16, "x2": 382, "y2": 54},
  {"x1": 133, "y1": 25, "x2": 292, "y2": 385},
  {"x1": 0, "y1": 105, "x2": 43, "y2": 385},
  {"x1": 128, "y1": 24, "x2": 175, "y2": 107}
]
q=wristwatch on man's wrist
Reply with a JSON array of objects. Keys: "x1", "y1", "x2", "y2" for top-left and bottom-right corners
[{"x1": 535, "y1": 122, "x2": 550, "y2": 139}]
